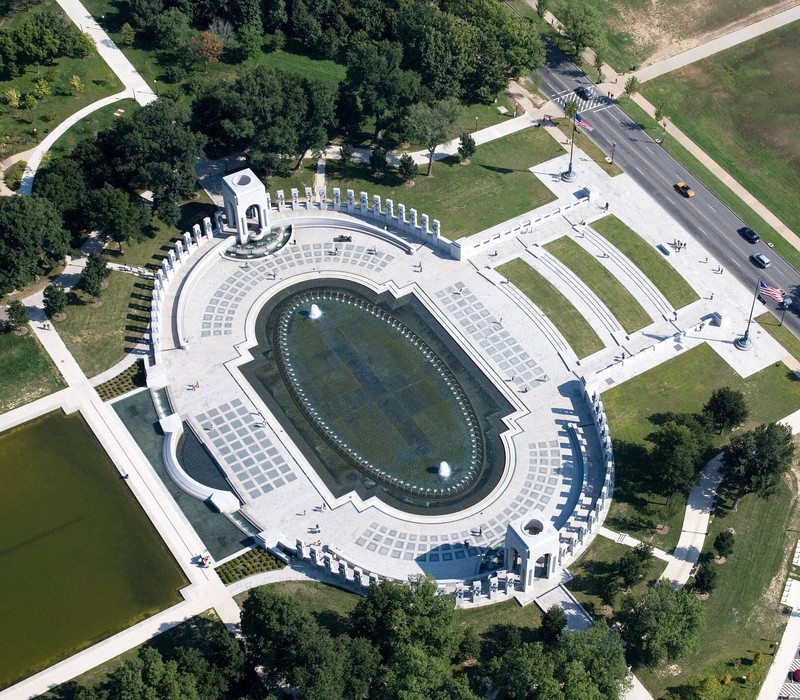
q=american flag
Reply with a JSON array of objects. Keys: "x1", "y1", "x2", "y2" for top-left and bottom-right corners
[
  {"x1": 574, "y1": 114, "x2": 594, "y2": 131},
  {"x1": 759, "y1": 280, "x2": 785, "y2": 303}
]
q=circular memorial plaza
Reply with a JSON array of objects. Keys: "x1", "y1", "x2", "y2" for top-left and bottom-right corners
[{"x1": 150, "y1": 207, "x2": 610, "y2": 589}]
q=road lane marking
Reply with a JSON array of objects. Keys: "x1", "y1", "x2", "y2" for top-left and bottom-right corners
[{"x1": 697, "y1": 227, "x2": 708, "y2": 236}]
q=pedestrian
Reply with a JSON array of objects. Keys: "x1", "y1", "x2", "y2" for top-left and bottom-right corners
[
  {"x1": 315, "y1": 523, "x2": 320, "y2": 532},
  {"x1": 720, "y1": 267, "x2": 724, "y2": 275},
  {"x1": 710, "y1": 293, "x2": 714, "y2": 300},
  {"x1": 704, "y1": 256, "x2": 708, "y2": 263},
  {"x1": 479, "y1": 526, "x2": 483, "y2": 536},
  {"x1": 303, "y1": 509, "x2": 307, "y2": 516}
]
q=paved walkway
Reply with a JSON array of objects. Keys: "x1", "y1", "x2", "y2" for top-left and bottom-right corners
[
  {"x1": 12, "y1": 0, "x2": 157, "y2": 195},
  {"x1": 633, "y1": 4, "x2": 800, "y2": 83}
]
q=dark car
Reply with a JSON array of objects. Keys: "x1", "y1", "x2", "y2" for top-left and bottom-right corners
[
  {"x1": 738, "y1": 226, "x2": 760, "y2": 244},
  {"x1": 575, "y1": 86, "x2": 593, "y2": 101}
]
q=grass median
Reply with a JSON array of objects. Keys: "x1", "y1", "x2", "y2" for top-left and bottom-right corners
[
  {"x1": 756, "y1": 311, "x2": 800, "y2": 362},
  {"x1": 544, "y1": 236, "x2": 653, "y2": 334},
  {"x1": 591, "y1": 214, "x2": 699, "y2": 309},
  {"x1": 497, "y1": 257, "x2": 604, "y2": 358}
]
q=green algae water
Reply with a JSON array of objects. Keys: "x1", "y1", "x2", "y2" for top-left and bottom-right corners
[{"x1": 0, "y1": 411, "x2": 187, "y2": 690}]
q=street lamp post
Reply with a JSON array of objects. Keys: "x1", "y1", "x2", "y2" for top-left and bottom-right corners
[
  {"x1": 781, "y1": 296, "x2": 794, "y2": 326},
  {"x1": 475, "y1": 117, "x2": 478, "y2": 132},
  {"x1": 610, "y1": 141, "x2": 617, "y2": 165},
  {"x1": 735, "y1": 277, "x2": 762, "y2": 351}
]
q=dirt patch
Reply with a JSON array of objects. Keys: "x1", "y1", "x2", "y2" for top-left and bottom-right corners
[
  {"x1": 618, "y1": 0, "x2": 800, "y2": 67},
  {"x1": 656, "y1": 524, "x2": 670, "y2": 535}
]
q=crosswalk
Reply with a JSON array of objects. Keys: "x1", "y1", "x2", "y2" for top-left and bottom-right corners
[{"x1": 551, "y1": 89, "x2": 613, "y2": 114}]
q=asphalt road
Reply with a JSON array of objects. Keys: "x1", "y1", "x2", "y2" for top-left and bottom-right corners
[{"x1": 534, "y1": 44, "x2": 800, "y2": 339}]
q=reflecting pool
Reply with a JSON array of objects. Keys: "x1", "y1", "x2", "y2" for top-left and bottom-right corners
[
  {"x1": 243, "y1": 281, "x2": 512, "y2": 514},
  {"x1": 0, "y1": 411, "x2": 186, "y2": 690}
]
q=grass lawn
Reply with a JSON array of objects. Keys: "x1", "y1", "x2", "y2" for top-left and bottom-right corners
[
  {"x1": 544, "y1": 236, "x2": 653, "y2": 334},
  {"x1": 641, "y1": 22, "x2": 800, "y2": 251},
  {"x1": 602, "y1": 343, "x2": 800, "y2": 551},
  {"x1": 565, "y1": 535, "x2": 667, "y2": 616},
  {"x1": 638, "y1": 480, "x2": 796, "y2": 698},
  {"x1": 0, "y1": 332, "x2": 64, "y2": 413},
  {"x1": 103, "y1": 192, "x2": 217, "y2": 270},
  {"x1": 0, "y1": 1, "x2": 122, "y2": 156},
  {"x1": 756, "y1": 312, "x2": 800, "y2": 362},
  {"x1": 57, "y1": 271, "x2": 151, "y2": 377},
  {"x1": 326, "y1": 127, "x2": 562, "y2": 239},
  {"x1": 591, "y1": 214, "x2": 699, "y2": 309},
  {"x1": 44, "y1": 99, "x2": 140, "y2": 162},
  {"x1": 497, "y1": 257, "x2": 605, "y2": 358}
]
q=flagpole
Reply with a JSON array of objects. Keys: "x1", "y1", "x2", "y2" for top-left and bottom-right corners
[
  {"x1": 735, "y1": 277, "x2": 761, "y2": 351},
  {"x1": 562, "y1": 114, "x2": 578, "y2": 181}
]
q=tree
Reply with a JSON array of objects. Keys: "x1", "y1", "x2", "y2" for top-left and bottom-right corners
[
  {"x1": 619, "y1": 580, "x2": 704, "y2": 667},
  {"x1": 593, "y1": 41, "x2": 607, "y2": 81},
  {"x1": 457, "y1": 132, "x2": 476, "y2": 162},
  {"x1": 4, "y1": 88, "x2": 20, "y2": 107},
  {"x1": 89, "y1": 184, "x2": 151, "y2": 251},
  {"x1": 564, "y1": 98, "x2": 579, "y2": 121},
  {"x1": 540, "y1": 604, "x2": 567, "y2": 643},
  {"x1": 192, "y1": 30, "x2": 223, "y2": 70},
  {"x1": 694, "y1": 675, "x2": 723, "y2": 700},
  {"x1": 694, "y1": 561, "x2": 718, "y2": 594},
  {"x1": 106, "y1": 647, "x2": 200, "y2": 700},
  {"x1": 7, "y1": 300, "x2": 28, "y2": 329},
  {"x1": 339, "y1": 142, "x2": 354, "y2": 169},
  {"x1": 490, "y1": 642, "x2": 563, "y2": 700},
  {"x1": 703, "y1": 387, "x2": 749, "y2": 433},
  {"x1": 553, "y1": 621, "x2": 630, "y2": 700},
  {"x1": 398, "y1": 153, "x2": 418, "y2": 183},
  {"x1": 0, "y1": 196, "x2": 69, "y2": 295},
  {"x1": 649, "y1": 421, "x2": 701, "y2": 495},
  {"x1": 34, "y1": 78, "x2": 51, "y2": 99},
  {"x1": 624, "y1": 76, "x2": 641, "y2": 96},
  {"x1": 119, "y1": 22, "x2": 136, "y2": 47},
  {"x1": 70, "y1": 75, "x2": 84, "y2": 94},
  {"x1": 721, "y1": 422, "x2": 795, "y2": 507},
  {"x1": 369, "y1": 146, "x2": 387, "y2": 174},
  {"x1": 406, "y1": 98, "x2": 462, "y2": 176},
  {"x1": 350, "y1": 576, "x2": 461, "y2": 662},
  {"x1": 236, "y1": 24, "x2": 262, "y2": 59},
  {"x1": 714, "y1": 529, "x2": 735, "y2": 559},
  {"x1": 537, "y1": 0, "x2": 550, "y2": 18},
  {"x1": 618, "y1": 543, "x2": 653, "y2": 589},
  {"x1": 43, "y1": 284, "x2": 67, "y2": 317},
  {"x1": 654, "y1": 104, "x2": 665, "y2": 125},
  {"x1": 343, "y1": 636, "x2": 381, "y2": 700},
  {"x1": 79, "y1": 252, "x2": 109, "y2": 299},
  {"x1": 559, "y1": 1, "x2": 604, "y2": 55}
]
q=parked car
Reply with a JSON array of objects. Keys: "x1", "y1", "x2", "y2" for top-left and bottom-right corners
[
  {"x1": 751, "y1": 253, "x2": 771, "y2": 268},
  {"x1": 738, "y1": 226, "x2": 760, "y2": 243},
  {"x1": 575, "y1": 86, "x2": 593, "y2": 100},
  {"x1": 675, "y1": 181, "x2": 695, "y2": 198}
]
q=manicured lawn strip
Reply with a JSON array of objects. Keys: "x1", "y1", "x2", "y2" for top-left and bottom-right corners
[
  {"x1": 57, "y1": 271, "x2": 151, "y2": 377},
  {"x1": 263, "y1": 159, "x2": 318, "y2": 202},
  {"x1": 497, "y1": 257, "x2": 604, "y2": 358},
  {"x1": 617, "y1": 96, "x2": 800, "y2": 274},
  {"x1": 0, "y1": 332, "x2": 64, "y2": 413},
  {"x1": 544, "y1": 236, "x2": 652, "y2": 334},
  {"x1": 326, "y1": 128, "x2": 562, "y2": 239},
  {"x1": 565, "y1": 535, "x2": 667, "y2": 616},
  {"x1": 591, "y1": 214, "x2": 699, "y2": 308},
  {"x1": 602, "y1": 343, "x2": 800, "y2": 551},
  {"x1": 95, "y1": 360, "x2": 145, "y2": 402},
  {"x1": 637, "y1": 482, "x2": 795, "y2": 698},
  {"x1": 756, "y1": 312, "x2": 800, "y2": 362}
]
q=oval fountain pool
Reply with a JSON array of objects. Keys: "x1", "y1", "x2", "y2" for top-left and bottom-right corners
[{"x1": 243, "y1": 281, "x2": 512, "y2": 514}]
